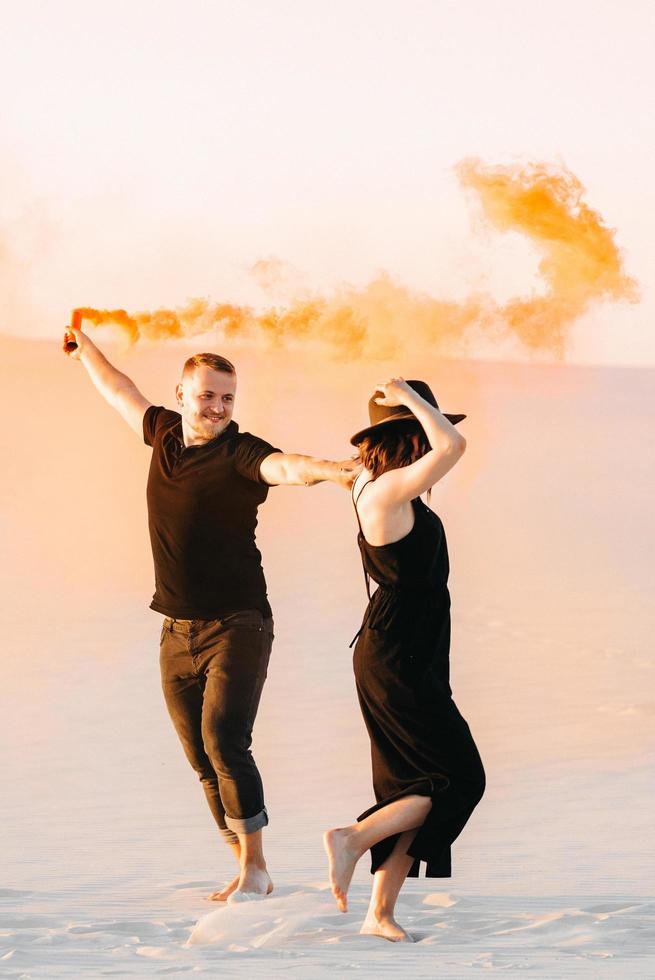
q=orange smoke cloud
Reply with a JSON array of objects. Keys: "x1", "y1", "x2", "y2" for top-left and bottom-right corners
[
  {"x1": 76, "y1": 159, "x2": 638, "y2": 359},
  {"x1": 456, "y1": 158, "x2": 639, "y2": 354}
]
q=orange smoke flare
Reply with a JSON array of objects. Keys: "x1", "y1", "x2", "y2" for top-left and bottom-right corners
[
  {"x1": 71, "y1": 159, "x2": 638, "y2": 360},
  {"x1": 62, "y1": 308, "x2": 82, "y2": 353}
]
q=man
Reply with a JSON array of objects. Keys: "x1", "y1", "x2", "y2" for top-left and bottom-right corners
[{"x1": 66, "y1": 327, "x2": 356, "y2": 902}]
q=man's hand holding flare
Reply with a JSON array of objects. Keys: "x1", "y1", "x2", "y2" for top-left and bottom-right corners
[{"x1": 63, "y1": 310, "x2": 84, "y2": 358}]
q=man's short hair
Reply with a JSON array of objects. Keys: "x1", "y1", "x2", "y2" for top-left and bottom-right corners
[{"x1": 183, "y1": 353, "x2": 236, "y2": 377}]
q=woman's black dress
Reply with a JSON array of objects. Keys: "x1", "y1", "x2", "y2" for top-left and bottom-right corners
[{"x1": 351, "y1": 482, "x2": 485, "y2": 877}]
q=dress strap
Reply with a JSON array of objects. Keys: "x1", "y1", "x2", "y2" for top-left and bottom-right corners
[
  {"x1": 352, "y1": 479, "x2": 375, "y2": 603},
  {"x1": 352, "y1": 478, "x2": 374, "y2": 524}
]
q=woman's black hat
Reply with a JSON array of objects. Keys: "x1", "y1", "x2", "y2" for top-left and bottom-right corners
[{"x1": 350, "y1": 379, "x2": 466, "y2": 446}]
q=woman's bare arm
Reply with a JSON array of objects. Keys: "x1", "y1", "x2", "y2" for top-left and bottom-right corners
[{"x1": 368, "y1": 378, "x2": 466, "y2": 506}]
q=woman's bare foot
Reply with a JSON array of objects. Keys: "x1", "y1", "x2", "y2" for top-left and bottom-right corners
[
  {"x1": 323, "y1": 828, "x2": 359, "y2": 912},
  {"x1": 206, "y1": 873, "x2": 241, "y2": 902},
  {"x1": 226, "y1": 865, "x2": 273, "y2": 904},
  {"x1": 360, "y1": 912, "x2": 414, "y2": 942}
]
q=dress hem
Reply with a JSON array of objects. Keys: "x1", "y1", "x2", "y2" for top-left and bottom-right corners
[{"x1": 356, "y1": 776, "x2": 453, "y2": 878}]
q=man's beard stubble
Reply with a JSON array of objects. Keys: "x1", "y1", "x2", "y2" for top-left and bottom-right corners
[{"x1": 194, "y1": 413, "x2": 229, "y2": 440}]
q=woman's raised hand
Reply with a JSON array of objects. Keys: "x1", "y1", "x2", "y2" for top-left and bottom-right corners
[{"x1": 373, "y1": 377, "x2": 414, "y2": 407}]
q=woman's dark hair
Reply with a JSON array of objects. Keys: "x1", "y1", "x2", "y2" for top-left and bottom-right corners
[{"x1": 356, "y1": 421, "x2": 431, "y2": 480}]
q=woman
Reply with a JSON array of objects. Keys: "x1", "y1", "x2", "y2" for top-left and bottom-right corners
[{"x1": 323, "y1": 377, "x2": 485, "y2": 942}]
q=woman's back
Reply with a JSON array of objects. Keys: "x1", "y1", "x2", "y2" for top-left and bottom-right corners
[{"x1": 354, "y1": 480, "x2": 450, "y2": 595}]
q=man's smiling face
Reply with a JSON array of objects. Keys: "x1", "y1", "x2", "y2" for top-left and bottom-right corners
[{"x1": 176, "y1": 364, "x2": 237, "y2": 445}]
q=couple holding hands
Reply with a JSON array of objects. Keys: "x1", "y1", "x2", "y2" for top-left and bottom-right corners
[{"x1": 66, "y1": 327, "x2": 484, "y2": 943}]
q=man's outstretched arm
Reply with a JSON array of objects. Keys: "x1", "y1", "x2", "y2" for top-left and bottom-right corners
[
  {"x1": 65, "y1": 327, "x2": 152, "y2": 437},
  {"x1": 259, "y1": 453, "x2": 361, "y2": 490}
]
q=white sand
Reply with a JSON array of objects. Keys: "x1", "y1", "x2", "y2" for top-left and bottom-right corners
[
  {"x1": 2, "y1": 882, "x2": 653, "y2": 977},
  {"x1": 1, "y1": 343, "x2": 653, "y2": 976}
]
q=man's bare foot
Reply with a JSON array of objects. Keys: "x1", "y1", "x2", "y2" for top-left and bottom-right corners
[
  {"x1": 323, "y1": 828, "x2": 359, "y2": 913},
  {"x1": 206, "y1": 873, "x2": 241, "y2": 902},
  {"x1": 360, "y1": 912, "x2": 414, "y2": 942},
  {"x1": 226, "y1": 865, "x2": 273, "y2": 904}
]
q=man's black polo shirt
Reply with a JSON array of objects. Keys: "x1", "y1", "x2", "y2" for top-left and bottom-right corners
[{"x1": 143, "y1": 406, "x2": 281, "y2": 619}]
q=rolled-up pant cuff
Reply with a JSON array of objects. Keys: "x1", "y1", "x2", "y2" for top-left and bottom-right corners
[{"x1": 224, "y1": 806, "x2": 269, "y2": 836}]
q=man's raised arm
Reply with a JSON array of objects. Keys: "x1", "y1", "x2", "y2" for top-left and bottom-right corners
[
  {"x1": 259, "y1": 452, "x2": 361, "y2": 490},
  {"x1": 65, "y1": 327, "x2": 152, "y2": 437}
]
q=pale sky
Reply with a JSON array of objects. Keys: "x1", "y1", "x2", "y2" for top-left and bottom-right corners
[{"x1": 1, "y1": 0, "x2": 653, "y2": 364}]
